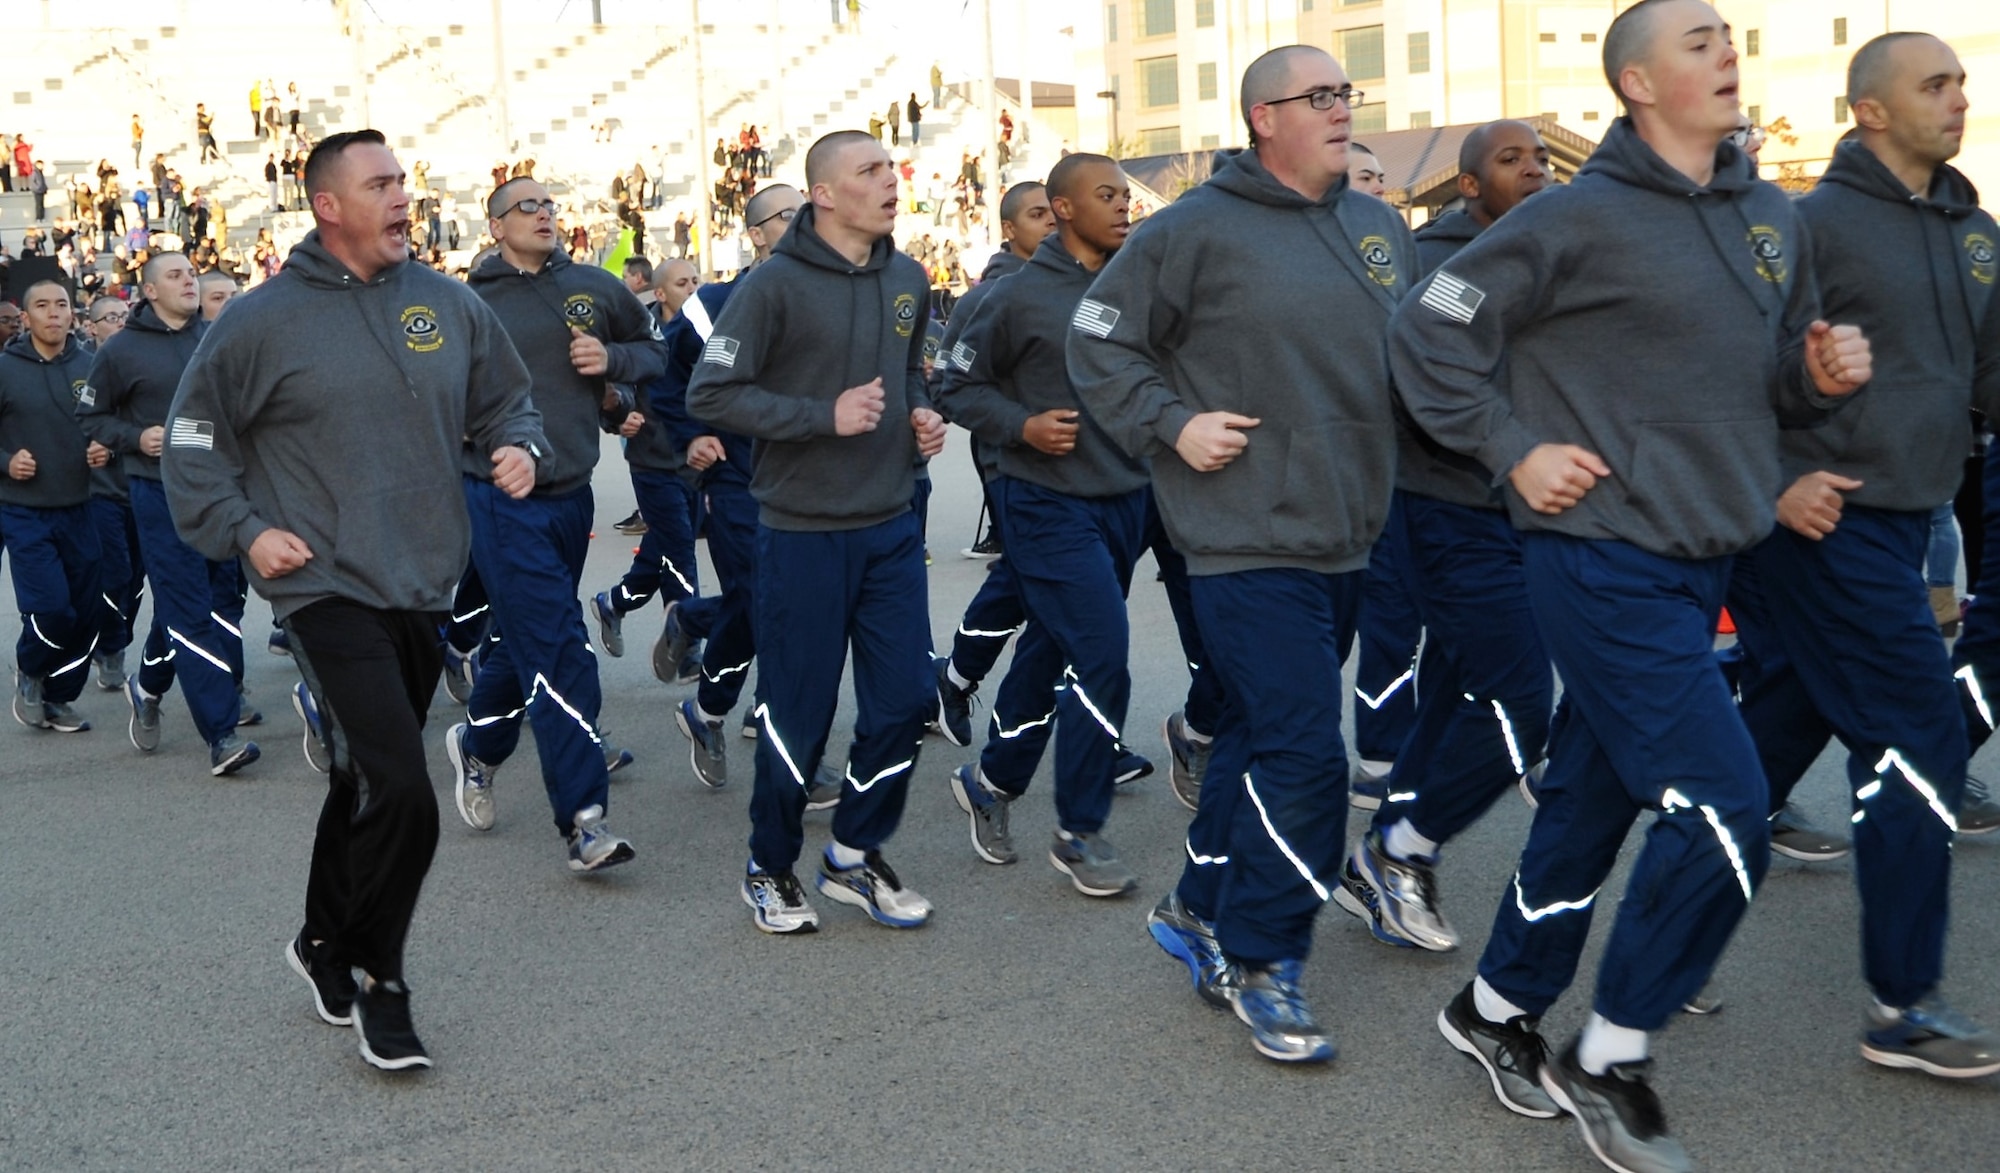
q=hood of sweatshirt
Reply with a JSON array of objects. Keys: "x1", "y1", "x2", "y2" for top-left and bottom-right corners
[
  {"x1": 1817, "y1": 135, "x2": 1981, "y2": 215},
  {"x1": 2, "y1": 331, "x2": 84, "y2": 366},
  {"x1": 1578, "y1": 117, "x2": 1758, "y2": 196},
  {"x1": 1415, "y1": 209, "x2": 1483, "y2": 247},
  {"x1": 1205, "y1": 145, "x2": 1352, "y2": 209},
  {"x1": 281, "y1": 230, "x2": 406, "y2": 289},
  {"x1": 467, "y1": 241, "x2": 576, "y2": 287},
  {"x1": 978, "y1": 246, "x2": 1025, "y2": 283},
  {"x1": 121, "y1": 298, "x2": 198, "y2": 337},
  {"x1": 773, "y1": 203, "x2": 898, "y2": 274}
]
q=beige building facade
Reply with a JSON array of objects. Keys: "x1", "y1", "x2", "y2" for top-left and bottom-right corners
[{"x1": 1076, "y1": 1, "x2": 2000, "y2": 194}]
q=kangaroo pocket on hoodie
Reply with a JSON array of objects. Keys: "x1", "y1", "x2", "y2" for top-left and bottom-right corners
[
  {"x1": 1265, "y1": 419, "x2": 1394, "y2": 558},
  {"x1": 1620, "y1": 415, "x2": 1780, "y2": 559},
  {"x1": 331, "y1": 484, "x2": 449, "y2": 588}
]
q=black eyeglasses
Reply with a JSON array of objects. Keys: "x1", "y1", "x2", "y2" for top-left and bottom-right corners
[
  {"x1": 501, "y1": 198, "x2": 560, "y2": 217},
  {"x1": 91, "y1": 311, "x2": 129, "y2": 324},
  {"x1": 1728, "y1": 125, "x2": 1766, "y2": 149},
  {"x1": 1261, "y1": 86, "x2": 1366, "y2": 112},
  {"x1": 752, "y1": 206, "x2": 797, "y2": 228}
]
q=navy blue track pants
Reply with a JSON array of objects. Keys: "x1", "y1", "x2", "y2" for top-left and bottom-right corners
[
  {"x1": 89, "y1": 496, "x2": 143, "y2": 657},
  {"x1": 2, "y1": 503, "x2": 103, "y2": 704},
  {"x1": 1354, "y1": 495, "x2": 1421, "y2": 761},
  {"x1": 749, "y1": 512, "x2": 931, "y2": 872},
  {"x1": 1174, "y1": 567, "x2": 1361, "y2": 966},
  {"x1": 130, "y1": 476, "x2": 242, "y2": 742},
  {"x1": 977, "y1": 478, "x2": 1146, "y2": 835},
  {"x1": 681, "y1": 479, "x2": 758, "y2": 717},
  {"x1": 1478, "y1": 535, "x2": 1769, "y2": 1032},
  {"x1": 461, "y1": 480, "x2": 609, "y2": 836},
  {"x1": 1371, "y1": 493, "x2": 1552, "y2": 846},
  {"x1": 608, "y1": 468, "x2": 699, "y2": 615}
]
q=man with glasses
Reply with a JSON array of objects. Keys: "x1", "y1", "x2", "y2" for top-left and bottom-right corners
[
  {"x1": 163, "y1": 128, "x2": 546, "y2": 1072},
  {"x1": 445, "y1": 178, "x2": 667, "y2": 873},
  {"x1": 1072, "y1": 46, "x2": 1414, "y2": 1062},
  {"x1": 0, "y1": 302, "x2": 22, "y2": 346},
  {"x1": 80, "y1": 295, "x2": 144, "y2": 693}
]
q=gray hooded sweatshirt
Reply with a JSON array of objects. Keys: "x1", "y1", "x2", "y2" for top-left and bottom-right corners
[
  {"x1": 1396, "y1": 209, "x2": 1504, "y2": 509},
  {"x1": 938, "y1": 233, "x2": 1147, "y2": 499},
  {"x1": 1067, "y1": 147, "x2": 1418, "y2": 576},
  {"x1": 1389, "y1": 118, "x2": 1850, "y2": 561},
  {"x1": 0, "y1": 332, "x2": 96, "y2": 509},
  {"x1": 77, "y1": 299, "x2": 206, "y2": 483},
  {"x1": 685, "y1": 202, "x2": 932, "y2": 531},
  {"x1": 467, "y1": 247, "x2": 668, "y2": 496},
  {"x1": 163, "y1": 231, "x2": 547, "y2": 620},
  {"x1": 1784, "y1": 138, "x2": 2000, "y2": 510}
]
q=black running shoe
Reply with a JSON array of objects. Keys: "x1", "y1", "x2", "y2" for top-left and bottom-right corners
[
  {"x1": 352, "y1": 979, "x2": 433, "y2": 1072},
  {"x1": 1437, "y1": 982, "x2": 1559, "y2": 1118},
  {"x1": 1540, "y1": 1037, "x2": 1691, "y2": 1173},
  {"x1": 285, "y1": 933, "x2": 356, "y2": 1027}
]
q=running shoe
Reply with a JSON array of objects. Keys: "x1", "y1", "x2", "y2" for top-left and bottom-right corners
[
  {"x1": 1163, "y1": 712, "x2": 1210, "y2": 812},
  {"x1": 1539, "y1": 1037, "x2": 1691, "y2": 1173},
  {"x1": 445, "y1": 721, "x2": 497, "y2": 831},
  {"x1": 1769, "y1": 802, "x2": 1849, "y2": 862},
  {"x1": 292, "y1": 682, "x2": 330, "y2": 773},
  {"x1": 127, "y1": 677, "x2": 161, "y2": 751},
  {"x1": 962, "y1": 531, "x2": 1002, "y2": 558},
  {"x1": 651, "y1": 601, "x2": 691, "y2": 684},
  {"x1": 1333, "y1": 828, "x2": 1458, "y2": 951},
  {"x1": 1959, "y1": 774, "x2": 2000, "y2": 836},
  {"x1": 41, "y1": 700, "x2": 90, "y2": 733},
  {"x1": 442, "y1": 644, "x2": 477, "y2": 705},
  {"x1": 285, "y1": 932, "x2": 356, "y2": 1026},
  {"x1": 352, "y1": 979, "x2": 431, "y2": 1072},
  {"x1": 12, "y1": 671, "x2": 44, "y2": 729},
  {"x1": 1862, "y1": 995, "x2": 2000, "y2": 1078},
  {"x1": 94, "y1": 649, "x2": 127, "y2": 692},
  {"x1": 1112, "y1": 747, "x2": 1154, "y2": 786},
  {"x1": 267, "y1": 628, "x2": 292, "y2": 657},
  {"x1": 949, "y1": 763, "x2": 1015, "y2": 864},
  {"x1": 236, "y1": 683, "x2": 264, "y2": 727},
  {"x1": 806, "y1": 761, "x2": 842, "y2": 811},
  {"x1": 566, "y1": 804, "x2": 635, "y2": 873},
  {"x1": 209, "y1": 735, "x2": 260, "y2": 777},
  {"x1": 1349, "y1": 760, "x2": 1391, "y2": 811},
  {"x1": 1437, "y1": 981, "x2": 1559, "y2": 1118},
  {"x1": 591, "y1": 591, "x2": 624, "y2": 657},
  {"x1": 743, "y1": 867, "x2": 820, "y2": 934},
  {"x1": 932, "y1": 655, "x2": 975, "y2": 747},
  {"x1": 674, "y1": 699, "x2": 728, "y2": 789},
  {"x1": 1050, "y1": 830, "x2": 1138, "y2": 896},
  {"x1": 1147, "y1": 890, "x2": 1229, "y2": 1007},
  {"x1": 1219, "y1": 959, "x2": 1336, "y2": 1063},
  {"x1": 816, "y1": 849, "x2": 933, "y2": 928}
]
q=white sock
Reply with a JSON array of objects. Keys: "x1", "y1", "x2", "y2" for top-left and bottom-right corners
[
  {"x1": 827, "y1": 840, "x2": 867, "y2": 869},
  {"x1": 696, "y1": 703, "x2": 725, "y2": 726},
  {"x1": 1473, "y1": 975, "x2": 1528, "y2": 1025},
  {"x1": 975, "y1": 767, "x2": 1005, "y2": 799},
  {"x1": 1577, "y1": 1012, "x2": 1649, "y2": 1075},
  {"x1": 1184, "y1": 724, "x2": 1213, "y2": 745},
  {"x1": 947, "y1": 663, "x2": 974, "y2": 691},
  {"x1": 1357, "y1": 757, "x2": 1395, "y2": 780},
  {"x1": 1384, "y1": 818, "x2": 1439, "y2": 863}
]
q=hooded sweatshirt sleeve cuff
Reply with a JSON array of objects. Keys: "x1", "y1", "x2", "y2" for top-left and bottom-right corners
[
  {"x1": 1476, "y1": 418, "x2": 1541, "y2": 489},
  {"x1": 232, "y1": 515, "x2": 277, "y2": 560},
  {"x1": 1150, "y1": 403, "x2": 1199, "y2": 455}
]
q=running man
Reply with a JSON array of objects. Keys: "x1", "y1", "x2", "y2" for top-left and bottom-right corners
[{"x1": 164, "y1": 129, "x2": 546, "y2": 1072}]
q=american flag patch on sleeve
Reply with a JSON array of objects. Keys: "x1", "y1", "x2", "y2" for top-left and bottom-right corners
[
  {"x1": 168, "y1": 417, "x2": 215, "y2": 451},
  {"x1": 702, "y1": 335, "x2": 741, "y2": 368},
  {"x1": 1071, "y1": 298, "x2": 1121, "y2": 339},
  {"x1": 951, "y1": 341, "x2": 976, "y2": 372},
  {"x1": 1420, "y1": 271, "x2": 1486, "y2": 325}
]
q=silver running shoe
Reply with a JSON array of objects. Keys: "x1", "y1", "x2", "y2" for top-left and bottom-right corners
[
  {"x1": 127, "y1": 677, "x2": 161, "y2": 752},
  {"x1": 566, "y1": 804, "x2": 635, "y2": 873},
  {"x1": 1050, "y1": 830, "x2": 1138, "y2": 897},
  {"x1": 95, "y1": 650, "x2": 127, "y2": 692},
  {"x1": 1163, "y1": 711, "x2": 1211, "y2": 813},
  {"x1": 446, "y1": 722, "x2": 497, "y2": 831},
  {"x1": 1862, "y1": 995, "x2": 2000, "y2": 1078},
  {"x1": 805, "y1": 761, "x2": 843, "y2": 812},
  {"x1": 816, "y1": 850, "x2": 933, "y2": 927},
  {"x1": 1334, "y1": 828, "x2": 1459, "y2": 951},
  {"x1": 674, "y1": 699, "x2": 727, "y2": 789},
  {"x1": 743, "y1": 868, "x2": 820, "y2": 934}
]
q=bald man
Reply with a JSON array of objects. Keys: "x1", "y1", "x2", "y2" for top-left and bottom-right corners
[
  {"x1": 1337, "y1": 117, "x2": 1553, "y2": 958},
  {"x1": 1728, "y1": 29, "x2": 2000, "y2": 1079},
  {"x1": 1074, "y1": 45, "x2": 1416, "y2": 1063},
  {"x1": 1392, "y1": 3, "x2": 1870, "y2": 1166}
]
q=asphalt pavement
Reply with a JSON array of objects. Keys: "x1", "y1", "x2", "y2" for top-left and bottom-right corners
[{"x1": 1, "y1": 431, "x2": 1995, "y2": 1171}]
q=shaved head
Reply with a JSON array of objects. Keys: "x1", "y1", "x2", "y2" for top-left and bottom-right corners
[
  {"x1": 1848, "y1": 32, "x2": 1939, "y2": 105},
  {"x1": 1046, "y1": 154, "x2": 1118, "y2": 204},
  {"x1": 1241, "y1": 45, "x2": 1326, "y2": 142},
  {"x1": 1459, "y1": 119, "x2": 1541, "y2": 178},
  {"x1": 486, "y1": 176, "x2": 540, "y2": 219},
  {"x1": 141, "y1": 251, "x2": 190, "y2": 286},
  {"x1": 804, "y1": 131, "x2": 878, "y2": 189},
  {"x1": 998, "y1": 181, "x2": 1046, "y2": 224},
  {"x1": 1602, "y1": 0, "x2": 1679, "y2": 104},
  {"x1": 743, "y1": 182, "x2": 801, "y2": 227}
]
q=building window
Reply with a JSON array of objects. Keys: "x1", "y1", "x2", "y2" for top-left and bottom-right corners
[
  {"x1": 1835, "y1": 95, "x2": 1850, "y2": 123},
  {"x1": 1138, "y1": 126, "x2": 1182, "y2": 155},
  {"x1": 1352, "y1": 103, "x2": 1386, "y2": 135},
  {"x1": 1341, "y1": 0, "x2": 1379, "y2": 7},
  {"x1": 1409, "y1": 31, "x2": 1431, "y2": 74},
  {"x1": 1139, "y1": 55, "x2": 1179, "y2": 108},
  {"x1": 1141, "y1": 0, "x2": 1175, "y2": 37},
  {"x1": 1408, "y1": 110, "x2": 1432, "y2": 129},
  {"x1": 1337, "y1": 24, "x2": 1385, "y2": 81},
  {"x1": 1197, "y1": 61, "x2": 1218, "y2": 101},
  {"x1": 1747, "y1": 104, "x2": 1762, "y2": 124},
  {"x1": 1538, "y1": 32, "x2": 1556, "y2": 43},
  {"x1": 1195, "y1": 0, "x2": 1215, "y2": 28},
  {"x1": 1106, "y1": 4, "x2": 1116, "y2": 43},
  {"x1": 1581, "y1": 32, "x2": 1597, "y2": 43},
  {"x1": 1301, "y1": 0, "x2": 1313, "y2": 10},
  {"x1": 1582, "y1": 110, "x2": 1600, "y2": 121},
  {"x1": 1834, "y1": 18, "x2": 1847, "y2": 46},
  {"x1": 1746, "y1": 28, "x2": 1760, "y2": 56},
  {"x1": 1199, "y1": 133, "x2": 1220, "y2": 148}
]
